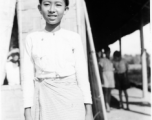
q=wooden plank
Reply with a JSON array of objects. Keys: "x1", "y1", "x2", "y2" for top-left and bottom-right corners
[{"x1": 83, "y1": 1, "x2": 107, "y2": 120}]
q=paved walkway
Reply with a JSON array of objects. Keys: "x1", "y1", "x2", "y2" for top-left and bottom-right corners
[{"x1": 106, "y1": 87, "x2": 151, "y2": 120}]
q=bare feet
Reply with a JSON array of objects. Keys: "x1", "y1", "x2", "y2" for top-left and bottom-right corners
[
  {"x1": 106, "y1": 103, "x2": 110, "y2": 112},
  {"x1": 119, "y1": 103, "x2": 124, "y2": 109},
  {"x1": 125, "y1": 107, "x2": 130, "y2": 110}
]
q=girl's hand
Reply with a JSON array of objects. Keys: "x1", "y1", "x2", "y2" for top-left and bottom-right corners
[
  {"x1": 85, "y1": 113, "x2": 94, "y2": 120},
  {"x1": 24, "y1": 108, "x2": 33, "y2": 120},
  {"x1": 85, "y1": 104, "x2": 94, "y2": 120},
  {"x1": 25, "y1": 116, "x2": 33, "y2": 120}
]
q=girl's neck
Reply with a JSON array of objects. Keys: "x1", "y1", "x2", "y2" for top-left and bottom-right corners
[{"x1": 45, "y1": 22, "x2": 61, "y2": 33}]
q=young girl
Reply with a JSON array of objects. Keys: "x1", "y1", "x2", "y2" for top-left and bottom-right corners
[
  {"x1": 98, "y1": 47, "x2": 115, "y2": 112},
  {"x1": 22, "y1": 0, "x2": 93, "y2": 120}
]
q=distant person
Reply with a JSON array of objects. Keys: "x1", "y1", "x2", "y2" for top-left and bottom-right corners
[
  {"x1": 98, "y1": 47, "x2": 115, "y2": 112},
  {"x1": 113, "y1": 51, "x2": 129, "y2": 110},
  {"x1": 5, "y1": 52, "x2": 20, "y2": 85},
  {"x1": 97, "y1": 50, "x2": 104, "y2": 85},
  {"x1": 97, "y1": 50, "x2": 103, "y2": 61}
]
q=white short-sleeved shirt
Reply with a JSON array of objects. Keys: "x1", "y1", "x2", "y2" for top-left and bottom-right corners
[
  {"x1": 99, "y1": 58, "x2": 114, "y2": 72},
  {"x1": 22, "y1": 28, "x2": 92, "y2": 108}
]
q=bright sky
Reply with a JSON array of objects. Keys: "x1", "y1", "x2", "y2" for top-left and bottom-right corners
[{"x1": 109, "y1": 23, "x2": 151, "y2": 56}]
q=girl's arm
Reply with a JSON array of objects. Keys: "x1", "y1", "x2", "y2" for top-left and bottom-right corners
[
  {"x1": 74, "y1": 34, "x2": 93, "y2": 120},
  {"x1": 85, "y1": 104, "x2": 94, "y2": 120},
  {"x1": 24, "y1": 108, "x2": 32, "y2": 120},
  {"x1": 22, "y1": 34, "x2": 35, "y2": 119},
  {"x1": 74, "y1": 34, "x2": 92, "y2": 103}
]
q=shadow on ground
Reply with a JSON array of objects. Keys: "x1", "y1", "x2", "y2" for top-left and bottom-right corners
[
  {"x1": 124, "y1": 101, "x2": 151, "y2": 107},
  {"x1": 110, "y1": 95, "x2": 151, "y2": 116},
  {"x1": 124, "y1": 109, "x2": 151, "y2": 116},
  {"x1": 110, "y1": 95, "x2": 120, "y2": 109}
]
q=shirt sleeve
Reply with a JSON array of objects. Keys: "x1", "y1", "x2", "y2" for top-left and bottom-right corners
[
  {"x1": 21, "y1": 34, "x2": 35, "y2": 108},
  {"x1": 74, "y1": 34, "x2": 92, "y2": 104}
]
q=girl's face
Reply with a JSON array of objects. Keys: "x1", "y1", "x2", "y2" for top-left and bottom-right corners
[{"x1": 38, "y1": 0, "x2": 67, "y2": 25}]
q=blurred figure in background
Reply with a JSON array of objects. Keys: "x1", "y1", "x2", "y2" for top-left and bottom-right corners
[
  {"x1": 97, "y1": 50, "x2": 104, "y2": 86},
  {"x1": 98, "y1": 47, "x2": 115, "y2": 112},
  {"x1": 5, "y1": 49, "x2": 20, "y2": 85},
  {"x1": 113, "y1": 51, "x2": 129, "y2": 110},
  {"x1": 97, "y1": 50, "x2": 103, "y2": 62}
]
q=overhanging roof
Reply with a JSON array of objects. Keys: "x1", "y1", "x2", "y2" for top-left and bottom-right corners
[{"x1": 85, "y1": 0, "x2": 150, "y2": 51}]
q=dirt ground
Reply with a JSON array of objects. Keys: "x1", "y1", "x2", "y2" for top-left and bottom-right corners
[{"x1": 106, "y1": 87, "x2": 151, "y2": 120}]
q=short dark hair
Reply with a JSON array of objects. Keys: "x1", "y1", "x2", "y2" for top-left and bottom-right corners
[
  {"x1": 39, "y1": 0, "x2": 69, "y2": 6},
  {"x1": 113, "y1": 51, "x2": 121, "y2": 58}
]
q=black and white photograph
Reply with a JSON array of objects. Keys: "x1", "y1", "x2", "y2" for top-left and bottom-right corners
[{"x1": 0, "y1": 0, "x2": 151, "y2": 120}]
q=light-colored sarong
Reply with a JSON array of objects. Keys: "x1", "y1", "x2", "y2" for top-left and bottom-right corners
[
  {"x1": 33, "y1": 74, "x2": 85, "y2": 120},
  {"x1": 102, "y1": 71, "x2": 115, "y2": 88}
]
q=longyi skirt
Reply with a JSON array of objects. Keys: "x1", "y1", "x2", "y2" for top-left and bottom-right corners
[
  {"x1": 102, "y1": 71, "x2": 115, "y2": 88},
  {"x1": 32, "y1": 75, "x2": 85, "y2": 120}
]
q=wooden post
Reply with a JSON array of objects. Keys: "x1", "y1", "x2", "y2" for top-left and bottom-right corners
[
  {"x1": 119, "y1": 30, "x2": 122, "y2": 56},
  {"x1": 150, "y1": 0, "x2": 152, "y2": 87},
  {"x1": 140, "y1": 10, "x2": 148, "y2": 99},
  {"x1": 83, "y1": 1, "x2": 107, "y2": 120},
  {"x1": 119, "y1": 39, "x2": 122, "y2": 55}
]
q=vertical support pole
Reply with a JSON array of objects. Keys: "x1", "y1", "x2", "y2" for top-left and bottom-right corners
[
  {"x1": 140, "y1": 10, "x2": 148, "y2": 99},
  {"x1": 119, "y1": 30, "x2": 122, "y2": 56},
  {"x1": 83, "y1": 1, "x2": 107, "y2": 120},
  {"x1": 150, "y1": 0, "x2": 152, "y2": 91},
  {"x1": 119, "y1": 39, "x2": 122, "y2": 56}
]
